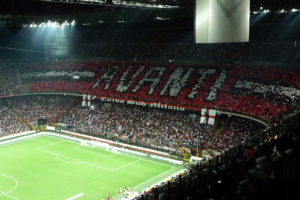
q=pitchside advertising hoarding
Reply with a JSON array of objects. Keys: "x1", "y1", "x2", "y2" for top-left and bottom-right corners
[{"x1": 195, "y1": 0, "x2": 250, "y2": 43}]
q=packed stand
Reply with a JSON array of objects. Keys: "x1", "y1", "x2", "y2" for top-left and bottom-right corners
[
  {"x1": 0, "y1": 100, "x2": 28, "y2": 136},
  {"x1": 0, "y1": 63, "x2": 27, "y2": 96},
  {"x1": 209, "y1": 117, "x2": 264, "y2": 152},
  {"x1": 8, "y1": 96, "x2": 74, "y2": 126},
  {"x1": 234, "y1": 131, "x2": 300, "y2": 200},
  {"x1": 0, "y1": 61, "x2": 298, "y2": 124},
  {"x1": 0, "y1": 95, "x2": 264, "y2": 155},
  {"x1": 0, "y1": 95, "x2": 73, "y2": 136},
  {"x1": 61, "y1": 100, "x2": 263, "y2": 154},
  {"x1": 73, "y1": 42, "x2": 299, "y2": 64},
  {"x1": 152, "y1": 114, "x2": 300, "y2": 200},
  {"x1": 22, "y1": 61, "x2": 300, "y2": 123}
]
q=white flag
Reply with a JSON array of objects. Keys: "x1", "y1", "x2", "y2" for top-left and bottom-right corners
[
  {"x1": 87, "y1": 95, "x2": 91, "y2": 107},
  {"x1": 82, "y1": 94, "x2": 96, "y2": 107},
  {"x1": 82, "y1": 94, "x2": 87, "y2": 106},
  {"x1": 200, "y1": 109, "x2": 216, "y2": 125}
]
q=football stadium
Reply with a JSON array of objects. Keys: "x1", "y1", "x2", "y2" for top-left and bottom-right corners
[{"x1": 0, "y1": 0, "x2": 299, "y2": 200}]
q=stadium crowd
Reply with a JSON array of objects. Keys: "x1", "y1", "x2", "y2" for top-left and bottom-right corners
[
  {"x1": 73, "y1": 42, "x2": 299, "y2": 64},
  {"x1": 238, "y1": 132, "x2": 299, "y2": 200},
  {"x1": 63, "y1": 101, "x2": 264, "y2": 154},
  {"x1": 0, "y1": 95, "x2": 264, "y2": 155},
  {"x1": 9, "y1": 96, "x2": 74, "y2": 126},
  {"x1": 0, "y1": 61, "x2": 297, "y2": 123},
  {"x1": 0, "y1": 100, "x2": 27, "y2": 135},
  {"x1": 0, "y1": 63, "x2": 27, "y2": 96},
  {"x1": 183, "y1": 127, "x2": 300, "y2": 200},
  {"x1": 0, "y1": 9, "x2": 299, "y2": 200},
  {"x1": 22, "y1": 61, "x2": 299, "y2": 122},
  {"x1": 208, "y1": 117, "x2": 261, "y2": 153},
  {"x1": 0, "y1": 95, "x2": 298, "y2": 200},
  {"x1": 0, "y1": 96, "x2": 75, "y2": 136},
  {"x1": 0, "y1": 60, "x2": 298, "y2": 155}
]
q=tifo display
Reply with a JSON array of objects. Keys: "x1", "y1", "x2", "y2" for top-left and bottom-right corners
[{"x1": 0, "y1": 61, "x2": 297, "y2": 122}]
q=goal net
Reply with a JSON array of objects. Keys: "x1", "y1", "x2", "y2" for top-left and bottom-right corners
[{"x1": 80, "y1": 140, "x2": 109, "y2": 151}]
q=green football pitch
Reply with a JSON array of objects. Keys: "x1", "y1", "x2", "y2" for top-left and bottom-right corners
[{"x1": 0, "y1": 135, "x2": 184, "y2": 200}]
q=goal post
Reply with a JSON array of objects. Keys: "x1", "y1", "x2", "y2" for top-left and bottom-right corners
[
  {"x1": 45, "y1": 131, "x2": 183, "y2": 165},
  {"x1": 80, "y1": 140, "x2": 109, "y2": 151}
]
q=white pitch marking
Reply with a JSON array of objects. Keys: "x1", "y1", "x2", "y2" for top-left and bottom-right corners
[
  {"x1": 72, "y1": 142, "x2": 173, "y2": 168},
  {"x1": 118, "y1": 152, "x2": 174, "y2": 168},
  {"x1": 130, "y1": 168, "x2": 176, "y2": 193},
  {"x1": 43, "y1": 134, "x2": 175, "y2": 168},
  {"x1": 0, "y1": 136, "x2": 38, "y2": 148},
  {"x1": 112, "y1": 160, "x2": 140, "y2": 172},
  {"x1": 37, "y1": 146, "x2": 113, "y2": 172},
  {"x1": 0, "y1": 175, "x2": 19, "y2": 200},
  {"x1": 0, "y1": 175, "x2": 19, "y2": 199},
  {"x1": 0, "y1": 175, "x2": 19, "y2": 196},
  {"x1": 36, "y1": 141, "x2": 64, "y2": 150},
  {"x1": 36, "y1": 138, "x2": 175, "y2": 177},
  {"x1": 72, "y1": 146, "x2": 141, "y2": 172},
  {"x1": 0, "y1": 190, "x2": 19, "y2": 200},
  {"x1": 66, "y1": 192, "x2": 83, "y2": 200},
  {"x1": 55, "y1": 155, "x2": 81, "y2": 164},
  {"x1": 74, "y1": 146, "x2": 117, "y2": 158}
]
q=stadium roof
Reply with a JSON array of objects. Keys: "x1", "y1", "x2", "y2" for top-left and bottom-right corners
[
  {"x1": 0, "y1": 0, "x2": 299, "y2": 28},
  {"x1": 0, "y1": 0, "x2": 299, "y2": 14}
]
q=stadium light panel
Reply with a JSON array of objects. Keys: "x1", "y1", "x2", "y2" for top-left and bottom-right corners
[
  {"x1": 154, "y1": 16, "x2": 171, "y2": 21},
  {"x1": 195, "y1": 0, "x2": 250, "y2": 43}
]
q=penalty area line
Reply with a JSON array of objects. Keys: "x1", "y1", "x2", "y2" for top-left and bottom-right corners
[
  {"x1": 66, "y1": 193, "x2": 83, "y2": 200},
  {"x1": 0, "y1": 190, "x2": 18, "y2": 200}
]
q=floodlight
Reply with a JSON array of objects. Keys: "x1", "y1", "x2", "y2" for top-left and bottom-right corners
[{"x1": 27, "y1": 20, "x2": 75, "y2": 28}]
